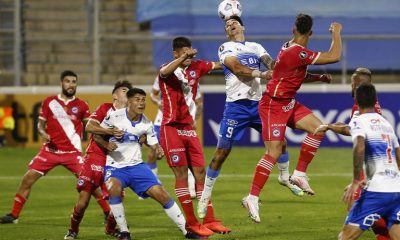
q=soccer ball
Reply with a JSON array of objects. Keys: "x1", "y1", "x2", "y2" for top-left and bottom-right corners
[{"x1": 217, "y1": 0, "x2": 242, "y2": 21}]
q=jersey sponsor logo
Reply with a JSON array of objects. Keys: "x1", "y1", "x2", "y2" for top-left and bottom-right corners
[
  {"x1": 169, "y1": 148, "x2": 185, "y2": 153},
  {"x1": 272, "y1": 128, "x2": 281, "y2": 137},
  {"x1": 177, "y1": 129, "x2": 197, "y2": 137},
  {"x1": 299, "y1": 51, "x2": 308, "y2": 59},
  {"x1": 91, "y1": 164, "x2": 104, "y2": 172},
  {"x1": 282, "y1": 99, "x2": 296, "y2": 112},
  {"x1": 370, "y1": 119, "x2": 381, "y2": 124},
  {"x1": 71, "y1": 106, "x2": 79, "y2": 114},
  {"x1": 363, "y1": 213, "x2": 380, "y2": 227},
  {"x1": 171, "y1": 154, "x2": 180, "y2": 163}
]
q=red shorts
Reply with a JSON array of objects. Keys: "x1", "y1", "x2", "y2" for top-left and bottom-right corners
[
  {"x1": 160, "y1": 124, "x2": 205, "y2": 167},
  {"x1": 259, "y1": 94, "x2": 312, "y2": 141},
  {"x1": 76, "y1": 153, "x2": 106, "y2": 193},
  {"x1": 28, "y1": 148, "x2": 83, "y2": 175}
]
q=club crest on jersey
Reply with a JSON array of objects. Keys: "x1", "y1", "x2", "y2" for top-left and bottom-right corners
[
  {"x1": 71, "y1": 106, "x2": 79, "y2": 114},
  {"x1": 189, "y1": 70, "x2": 196, "y2": 78},
  {"x1": 299, "y1": 51, "x2": 308, "y2": 59},
  {"x1": 227, "y1": 119, "x2": 238, "y2": 126},
  {"x1": 171, "y1": 154, "x2": 180, "y2": 163},
  {"x1": 219, "y1": 45, "x2": 224, "y2": 52},
  {"x1": 272, "y1": 128, "x2": 281, "y2": 137}
]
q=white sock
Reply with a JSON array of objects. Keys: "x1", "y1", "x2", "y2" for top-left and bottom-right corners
[
  {"x1": 293, "y1": 169, "x2": 306, "y2": 177},
  {"x1": 248, "y1": 194, "x2": 259, "y2": 202},
  {"x1": 164, "y1": 202, "x2": 187, "y2": 235},
  {"x1": 110, "y1": 203, "x2": 129, "y2": 232},
  {"x1": 201, "y1": 174, "x2": 217, "y2": 201},
  {"x1": 188, "y1": 170, "x2": 196, "y2": 197},
  {"x1": 278, "y1": 161, "x2": 290, "y2": 182}
]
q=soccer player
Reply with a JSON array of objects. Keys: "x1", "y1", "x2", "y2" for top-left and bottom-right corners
[
  {"x1": 146, "y1": 76, "x2": 199, "y2": 198},
  {"x1": 242, "y1": 14, "x2": 342, "y2": 223},
  {"x1": 338, "y1": 83, "x2": 400, "y2": 240},
  {"x1": 158, "y1": 36, "x2": 230, "y2": 237},
  {"x1": 0, "y1": 70, "x2": 108, "y2": 224},
  {"x1": 64, "y1": 80, "x2": 132, "y2": 239},
  {"x1": 101, "y1": 88, "x2": 200, "y2": 240},
  {"x1": 197, "y1": 15, "x2": 333, "y2": 218},
  {"x1": 314, "y1": 68, "x2": 390, "y2": 240}
]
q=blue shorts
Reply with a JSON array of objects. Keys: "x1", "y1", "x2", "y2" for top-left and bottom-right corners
[
  {"x1": 219, "y1": 99, "x2": 261, "y2": 141},
  {"x1": 345, "y1": 190, "x2": 400, "y2": 230},
  {"x1": 154, "y1": 125, "x2": 161, "y2": 141},
  {"x1": 104, "y1": 163, "x2": 160, "y2": 198}
]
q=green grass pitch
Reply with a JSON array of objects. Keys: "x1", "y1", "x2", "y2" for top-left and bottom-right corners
[{"x1": 0, "y1": 147, "x2": 376, "y2": 239}]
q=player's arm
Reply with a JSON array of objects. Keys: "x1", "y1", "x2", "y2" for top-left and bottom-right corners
[
  {"x1": 342, "y1": 136, "x2": 365, "y2": 204},
  {"x1": 149, "y1": 144, "x2": 164, "y2": 160},
  {"x1": 212, "y1": 61, "x2": 223, "y2": 70},
  {"x1": 194, "y1": 94, "x2": 203, "y2": 121},
  {"x1": 314, "y1": 22, "x2": 342, "y2": 65},
  {"x1": 260, "y1": 54, "x2": 276, "y2": 70},
  {"x1": 304, "y1": 72, "x2": 332, "y2": 84},
  {"x1": 223, "y1": 56, "x2": 272, "y2": 81},
  {"x1": 150, "y1": 88, "x2": 162, "y2": 110},
  {"x1": 37, "y1": 118, "x2": 50, "y2": 142},
  {"x1": 395, "y1": 147, "x2": 400, "y2": 170},
  {"x1": 159, "y1": 49, "x2": 198, "y2": 78},
  {"x1": 86, "y1": 119, "x2": 124, "y2": 139},
  {"x1": 314, "y1": 122, "x2": 350, "y2": 136},
  {"x1": 92, "y1": 134, "x2": 117, "y2": 152}
]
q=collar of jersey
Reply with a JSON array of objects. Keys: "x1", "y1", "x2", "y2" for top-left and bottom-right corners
[
  {"x1": 125, "y1": 108, "x2": 143, "y2": 127},
  {"x1": 57, "y1": 94, "x2": 76, "y2": 104}
]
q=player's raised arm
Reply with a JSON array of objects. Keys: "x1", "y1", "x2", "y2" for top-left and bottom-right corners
[
  {"x1": 314, "y1": 22, "x2": 342, "y2": 65},
  {"x1": 304, "y1": 72, "x2": 332, "y2": 84},
  {"x1": 223, "y1": 56, "x2": 272, "y2": 81},
  {"x1": 159, "y1": 48, "x2": 197, "y2": 78}
]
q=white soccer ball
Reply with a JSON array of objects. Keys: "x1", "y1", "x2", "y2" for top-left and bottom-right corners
[{"x1": 217, "y1": 0, "x2": 242, "y2": 21}]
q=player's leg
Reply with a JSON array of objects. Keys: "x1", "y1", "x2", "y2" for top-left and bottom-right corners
[
  {"x1": 372, "y1": 218, "x2": 391, "y2": 240},
  {"x1": 338, "y1": 225, "x2": 364, "y2": 240},
  {"x1": 291, "y1": 107, "x2": 325, "y2": 195},
  {"x1": 65, "y1": 190, "x2": 91, "y2": 239},
  {"x1": 147, "y1": 125, "x2": 161, "y2": 176},
  {"x1": 187, "y1": 168, "x2": 196, "y2": 198},
  {"x1": 388, "y1": 224, "x2": 400, "y2": 240}
]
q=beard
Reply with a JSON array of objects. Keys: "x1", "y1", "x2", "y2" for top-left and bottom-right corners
[{"x1": 62, "y1": 88, "x2": 76, "y2": 98}]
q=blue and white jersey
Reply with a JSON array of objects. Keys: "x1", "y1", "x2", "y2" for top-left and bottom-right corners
[
  {"x1": 349, "y1": 112, "x2": 400, "y2": 192},
  {"x1": 218, "y1": 41, "x2": 270, "y2": 102},
  {"x1": 101, "y1": 108, "x2": 158, "y2": 168}
]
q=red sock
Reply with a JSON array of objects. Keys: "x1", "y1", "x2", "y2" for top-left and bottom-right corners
[
  {"x1": 11, "y1": 193, "x2": 26, "y2": 218},
  {"x1": 96, "y1": 197, "x2": 111, "y2": 213},
  {"x1": 296, "y1": 134, "x2": 324, "y2": 172},
  {"x1": 175, "y1": 179, "x2": 199, "y2": 226},
  {"x1": 195, "y1": 183, "x2": 215, "y2": 223},
  {"x1": 372, "y1": 218, "x2": 391, "y2": 240},
  {"x1": 105, "y1": 212, "x2": 117, "y2": 233},
  {"x1": 70, "y1": 206, "x2": 84, "y2": 234},
  {"x1": 250, "y1": 154, "x2": 276, "y2": 197}
]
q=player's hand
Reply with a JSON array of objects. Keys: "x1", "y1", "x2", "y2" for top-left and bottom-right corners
[
  {"x1": 105, "y1": 142, "x2": 118, "y2": 152},
  {"x1": 112, "y1": 128, "x2": 124, "y2": 139},
  {"x1": 138, "y1": 134, "x2": 147, "y2": 145},
  {"x1": 320, "y1": 74, "x2": 332, "y2": 84},
  {"x1": 314, "y1": 124, "x2": 329, "y2": 135},
  {"x1": 155, "y1": 146, "x2": 164, "y2": 160},
  {"x1": 342, "y1": 181, "x2": 359, "y2": 205},
  {"x1": 329, "y1": 22, "x2": 342, "y2": 34},
  {"x1": 40, "y1": 132, "x2": 51, "y2": 143},
  {"x1": 182, "y1": 49, "x2": 198, "y2": 59},
  {"x1": 260, "y1": 70, "x2": 273, "y2": 80}
]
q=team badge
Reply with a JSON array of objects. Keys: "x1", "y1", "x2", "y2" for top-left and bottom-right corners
[
  {"x1": 171, "y1": 154, "x2": 180, "y2": 163},
  {"x1": 272, "y1": 128, "x2": 281, "y2": 137},
  {"x1": 299, "y1": 51, "x2": 307, "y2": 59},
  {"x1": 71, "y1": 106, "x2": 79, "y2": 114},
  {"x1": 77, "y1": 179, "x2": 84, "y2": 186},
  {"x1": 219, "y1": 45, "x2": 224, "y2": 52},
  {"x1": 190, "y1": 70, "x2": 196, "y2": 78}
]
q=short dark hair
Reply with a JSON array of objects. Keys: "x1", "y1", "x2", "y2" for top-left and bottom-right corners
[
  {"x1": 352, "y1": 67, "x2": 372, "y2": 83},
  {"x1": 172, "y1": 37, "x2": 191, "y2": 50},
  {"x1": 60, "y1": 70, "x2": 77, "y2": 81},
  {"x1": 227, "y1": 15, "x2": 244, "y2": 26},
  {"x1": 127, "y1": 88, "x2": 146, "y2": 98},
  {"x1": 295, "y1": 14, "x2": 313, "y2": 35},
  {"x1": 355, "y1": 83, "x2": 376, "y2": 109},
  {"x1": 112, "y1": 80, "x2": 133, "y2": 94}
]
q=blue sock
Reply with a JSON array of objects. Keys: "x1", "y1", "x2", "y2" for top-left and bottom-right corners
[
  {"x1": 206, "y1": 166, "x2": 220, "y2": 178},
  {"x1": 147, "y1": 162, "x2": 157, "y2": 170},
  {"x1": 163, "y1": 198, "x2": 174, "y2": 209},
  {"x1": 278, "y1": 151, "x2": 289, "y2": 164},
  {"x1": 109, "y1": 196, "x2": 122, "y2": 205}
]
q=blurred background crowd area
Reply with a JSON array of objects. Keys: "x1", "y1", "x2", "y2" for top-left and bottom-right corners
[{"x1": 0, "y1": 0, "x2": 399, "y2": 87}]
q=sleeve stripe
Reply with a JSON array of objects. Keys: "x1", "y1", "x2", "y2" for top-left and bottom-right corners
[{"x1": 311, "y1": 52, "x2": 321, "y2": 65}]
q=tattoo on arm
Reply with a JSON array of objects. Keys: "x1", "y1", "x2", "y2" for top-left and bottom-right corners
[
  {"x1": 353, "y1": 137, "x2": 365, "y2": 180},
  {"x1": 261, "y1": 55, "x2": 275, "y2": 70}
]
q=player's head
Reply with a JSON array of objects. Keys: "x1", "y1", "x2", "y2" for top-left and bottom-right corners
[
  {"x1": 60, "y1": 70, "x2": 78, "y2": 98},
  {"x1": 293, "y1": 14, "x2": 313, "y2": 37},
  {"x1": 172, "y1": 36, "x2": 194, "y2": 66},
  {"x1": 225, "y1": 16, "x2": 244, "y2": 39},
  {"x1": 127, "y1": 88, "x2": 147, "y2": 115},
  {"x1": 112, "y1": 80, "x2": 133, "y2": 105},
  {"x1": 355, "y1": 83, "x2": 376, "y2": 109},
  {"x1": 351, "y1": 67, "x2": 372, "y2": 98}
]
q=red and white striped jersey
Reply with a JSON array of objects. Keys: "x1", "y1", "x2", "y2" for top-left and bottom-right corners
[{"x1": 39, "y1": 94, "x2": 90, "y2": 153}]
